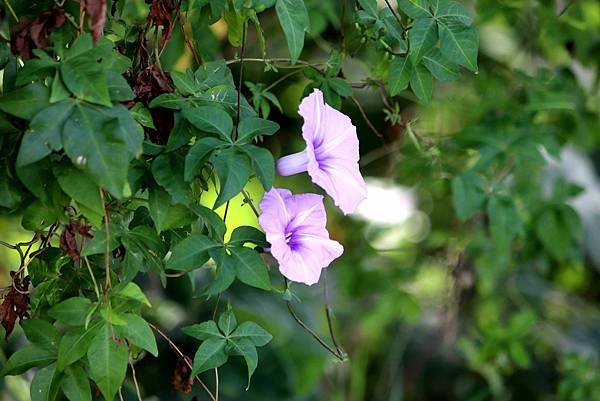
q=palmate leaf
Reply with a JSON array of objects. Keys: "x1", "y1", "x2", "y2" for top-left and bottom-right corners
[
  {"x1": 408, "y1": 17, "x2": 437, "y2": 65},
  {"x1": 182, "y1": 105, "x2": 233, "y2": 142},
  {"x1": 437, "y1": 18, "x2": 478, "y2": 72},
  {"x1": 0, "y1": 82, "x2": 50, "y2": 120},
  {"x1": 228, "y1": 338, "x2": 258, "y2": 389},
  {"x1": 218, "y1": 309, "x2": 237, "y2": 336},
  {"x1": 183, "y1": 321, "x2": 223, "y2": 341},
  {"x1": 275, "y1": 0, "x2": 309, "y2": 64},
  {"x1": 236, "y1": 117, "x2": 280, "y2": 144},
  {"x1": 230, "y1": 321, "x2": 273, "y2": 346},
  {"x1": 151, "y1": 152, "x2": 192, "y2": 205},
  {"x1": 230, "y1": 247, "x2": 271, "y2": 291},
  {"x1": 148, "y1": 184, "x2": 195, "y2": 233},
  {"x1": 17, "y1": 99, "x2": 74, "y2": 167},
  {"x1": 398, "y1": 0, "x2": 431, "y2": 18},
  {"x1": 60, "y1": 57, "x2": 111, "y2": 107},
  {"x1": 191, "y1": 337, "x2": 228, "y2": 375},
  {"x1": 422, "y1": 47, "x2": 460, "y2": 81},
  {"x1": 410, "y1": 64, "x2": 433, "y2": 104},
  {"x1": 241, "y1": 144, "x2": 275, "y2": 190},
  {"x1": 184, "y1": 137, "x2": 227, "y2": 181},
  {"x1": 62, "y1": 104, "x2": 130, "y2": 198},
  {"x1": 388, "y1": 56, "x2": 414, "y2": 95}
]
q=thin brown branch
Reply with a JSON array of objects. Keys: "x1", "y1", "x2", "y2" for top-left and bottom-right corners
[
  {"x1": 99, "y1": 189, "x2": 111, "y2": 291},
  {"x1": 350, "y1": 95, "x2": 385, "y2": 142},
  {"x1": 129, "y1": 354, "x2": 143, "y2": 401}
]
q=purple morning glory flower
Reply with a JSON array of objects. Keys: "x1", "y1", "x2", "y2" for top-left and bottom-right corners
[
  {"x1": 276, "y1": 89, "x2": 367, "y2": 214},
  {"x1": 258, "y1": 187, "x2": 344, "y2": 286}
]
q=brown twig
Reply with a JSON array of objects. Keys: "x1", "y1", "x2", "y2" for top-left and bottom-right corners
[
  {"x1": 99, "y1": 189, "x2": 111, "y2": 291},
  {"x1": 350, "y1": 95, "x2": 385, "y2": 142},
  {"x1": 129, "y1": 355, "x2": 143, "y2": 401}
]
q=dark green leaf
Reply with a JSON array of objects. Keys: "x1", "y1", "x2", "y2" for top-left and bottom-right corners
[
  {"x1": 166, "y1": 233, "x2": 221, "y2": 270},
  {"x1": 410, "y1": 64, "x2": 433, "y2": 104},
  {"x1": 398, "y1": 0, "x2": 431, "y2": 18},
  {"x1": 236, "y1": 117, "x2": 280, "y2": 144},
  {"x1": 183, "y1": 321, "x2": 223, "y2": 341},
  {"x1": 0, "y1": 83, "x2": 50, "y2": 119},
  {"x1": 106, "y1": 71, "x2": 135, "y2": 102},
  {"x1": 1, "y1": 346, "x2": 55, "y2": 376},
  {"x1": 48, "y1": 297, "x2": 92, "y2": 326},
  {"x1": 452, "y1": 172, "x2": 486, "y2": 221},
  {"x1": 192, "y1": 337, "x2": 228, "y2": 374},
  {"x1": 56, "y1": 165, "x2": 103, "y2": 227},
  {"x1": 228, "y1": 338, "x2": 258, "y2": 388},
  {"x1": 60, "y1": 58, "x2": 112, "y2": 106},
  {"x1": 423, "y1": 47, "x2": 460, "y2": 81},
  {"x1": 57, "y1": 323, "x2": 102, "y2": 370},
  {"x1": 211, "y1": 147, "x2": 252, "y2": 208},
  {"x1": 231, "y1": 247, "x2": 271, "y2": 291},
  {"x1": 87, "y1": 324, "x2": 128, "y2": 401},
  {"x1": 218, "y1": 310, "x2": 237, "y2": 336},
  {"x1": 118, "y1": 314, "x2": 158, "y2": 356},
  {"x1": 152, "y1": 152, "x2": 192, "y2": 205},
  {"x1": 21, "y1": 320, "x2": 61, "y2": 352},
  {"x1": 275, "y1": 0, "x2": 309, "y2": 64},
  {"x1": 30, "y1": 363, "x2": 61, "y2": 401},
  {"x1": 408, "y1": 17, "x2": 437, "y2": 64},
  {"x1": 388, "y1": 56, "x2": 414, "y2": 96},
  {"x1": 230, "y1": 321, "x2": 272, "y2": 346},
  {"x1": 148, "y1": 184, "x2": 195, "y2": 232},
  {"x1": 184, "y1": 137, "x2": 226, "y2": 181},
  {"x1": 183, "y1": 105, "x2": 233, "y2": 142},
  {"x1": 229, "y1": 226, "x2": 268, "y2": 248},
  {"x1": 61, "y1": 365, "x2": 91, "y2": 401},
  {"x1": 438, "y1": 19, "x2": 478, "y2": 72},
  {"x1": 243, "y1": 144, "x2": 275, "y2": 190}
]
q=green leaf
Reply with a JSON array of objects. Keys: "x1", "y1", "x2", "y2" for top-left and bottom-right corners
[
  {"x1": 60, "y1": 58, "x2": 111, "y2": 106},
  {"x1": 205, "y1": 249, "x2": 237, "y2": 295},
  {"x1": 87, "y1": 324, "x2": 128, "y2": 401},
  {"x1": 211, "y1": 147, "x2": 252, "y2": 208},
  {"x1": 408, "y1": 17, "x2": 437, "y2": 64},
  {"x1": 236, "y1": 117, "x2": 280, "y2": 144},
  {"x1": 151, "y1": 152, "x2": 192, "y2": 205},
  {"x1": 192, "y1": 337, "x2": 228, "y2": 374},
  {"x1": 148, "y1": 184, "x2": 195, "y2": 232},
  {"x1": 21, "y1": 320, "x2": 61, "y2": 352},
  {"x1": 48, "y1": 297, "x2": 93, "y2": 326},
  {"x1": 149, "y1": 93, "x2": 182, "y2": 109},
  {"x1": 243, "y1": 144, "x2": 275, "y2": 190},
  {"x1": 229, "y1": 338, "x2": 258, "y2": 388},
  {"x1": 358, "y1": 0, "x2": 378, "y2": 17},
  {"x1": 81, "y1": 223, "x2": 122, "y2": 256},
  {"x1": 438, "y1": 19, "x2": 478, "y2": 72},
  {"x1": 50, "y1": 71, "x2": 71, "y2": 103},
  {"x1": 535, "y1": 207, "x2": 575, "y2": 262},
  {"x1": 229, "y1": 226, "x2": 268, "y2": 248},
  {"x1": 487, "y1": 196, "x2": 522, "y2": 251},
  {"x1": 16, "y1": 59, "x2": 58, "y2": 86},
  {"x1": 231, "y1": 247, "x2": 271, "y2": 291},
  {"x1": 183, "y1": 105, "x2": 233, "y2": 142},
  {"x1": 118, "y1": 314, "x2": 158, "y2": 357},
  {"x1": 452, "y1": 172, "x2": 486, "y2": 221},
  {"x1": 92, "y1": 104, "x2": 144, "y2": 158},
  {"x1": 184, "y1": 137, "x2": 226, "y2": 181},
  {"x1": 106, "y1": 71, "x2": 135, "y2": 102},
  {"x1": 189, "y1": 204, "x2": 227, "y2": 240},
  {"x1": 433, "y1": 0, "x2": 473, "y2": 25},
  {"x1": 410, "y1": 64, "x2": 433, "y2": 104},
  {"x1": 388, "y1": 56, "x2": 414, "y2": 96},
  {"x1": 56, "y1": 165, "x2": 103, "y2": 226},
  {"x1": 0, "y1": 83, "x2": 50, "y2": 119},
  {"x1": 30, "y1": 363, "x2": 62, "y2": 401},
  {"x1": 423, "y1": 47, "x2": 460, "y2": 81},
  {"x1": 62, "y1": 105, "x2": 130, "y2": 198},
  {"x1": 218, "y1": 310, "x2": 237, "y2": 336},
  {"x1": 21, "y1": 200, "x2": 63, "y2": 231},
  {"x1": 130, "y1": 103, "x2": 155, "y2": 129},
  {"x1": 230, "y1": 321, "x2": 272, "y2": 346},
  {"x1": 275, "y1": 0, "x2": 309, "y2": 64},
  {"x1": 57, "y1": 323, "x2": 101, "y2": 370},
  {"x1": 1, "y1": 346, "x2": 55, "y2": 376},
  {"x1": 183, "y1": 321, "x2": 224, "y2": 341},
  {"x1": 398, "y1": 0, "x2": 431, "y2": 18},
  {"x1": 114, "y1": 282, "x2": 152, "y2": 307},
  {"x1": 224, "y1": 8, "x2": 245, "y2": 47},
  {"x1": 61, "y1": 365, "x2": 92, "y2": 401},
  {"x1": 171, "y1": 70, "x2": 198, "y2": 95},
  {"x1": 166, "y1": 233, "x2": 221, "y2": 270}
]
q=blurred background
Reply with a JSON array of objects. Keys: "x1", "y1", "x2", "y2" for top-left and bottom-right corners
[{"x1": 2, "y1": 0, "x2": 600, "y2": 400}]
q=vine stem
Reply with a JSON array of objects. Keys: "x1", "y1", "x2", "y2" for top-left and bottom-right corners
[
  {"x1": 3, "y1": 0, "x2": 18, "y2": 22},
  {"x1": 129, "y1": 353, "x2": 143, "y2": 401},
  {"x1": 84, "y1": 257, "x2": 101, "y2": 299},
  {"x1": 233, "y1": 20, "x2": 247, "y2": 140},
  {"x1": 226, "y1": 57, "x2": 325, "y2": 69},
  {"x1": 323, "y1": 270, "x2": 344, "y2": 356},
  {"x1": 264, "y1": 69, "x2": 303, "y2": 92},
  {"x1": 284, "y1": 278, "x2": 346, "y2": 362},
  {"x1": 99, "y1": 189, "x2": 111, "y2": 291},
  {"x1": 148, "y1": 323, "x2": 217, "y2": 401}
]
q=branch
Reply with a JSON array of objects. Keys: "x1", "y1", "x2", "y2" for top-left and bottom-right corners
[{"x1": 99, "y1": 189, "x2": 111, "y2": 291}]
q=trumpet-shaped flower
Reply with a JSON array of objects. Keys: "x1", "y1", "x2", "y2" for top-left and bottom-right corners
[
  {"x1": 258, "y1": 187, "x2": 343, "y2": 285},
  {"x1": 276, "y1": 89, "x2": 367, "y2": 214}
]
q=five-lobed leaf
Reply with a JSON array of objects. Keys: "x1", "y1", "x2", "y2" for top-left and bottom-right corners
[
  {"x1": 183, "y1": 320, "x2": 223, "y2": 341},
  {"x1": 192, "y1": 337, "x2": 228, "y2": 375},
  {"x1": 211, "y1": 147, "x2": 253, "y2": 208}
]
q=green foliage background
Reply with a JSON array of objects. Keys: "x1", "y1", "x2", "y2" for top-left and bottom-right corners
[{"x1": 0, "y1": 0, "x2": 599, "y2": 400}]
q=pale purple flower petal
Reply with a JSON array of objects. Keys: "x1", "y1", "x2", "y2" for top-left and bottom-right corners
[
  {"x1": 258, "y1": 187, "x2": 344, "y2": 285},
  {"x1": 276, "y1": 89, "x2": 367, "y2": 214}
]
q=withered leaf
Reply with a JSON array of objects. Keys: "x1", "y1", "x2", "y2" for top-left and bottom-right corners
[
  {"x1": 10, "y1": 9, "x2": 65, "y2": 59},
  {"x1": 83, "y1": 0, "x2": 107, "y2": 43},
  {"x1": 172, "y1": 355, "x2": 194, "y2": 393},
  {"x1": 0, "y1": 272, "x2": 30, "y2": 339}
]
